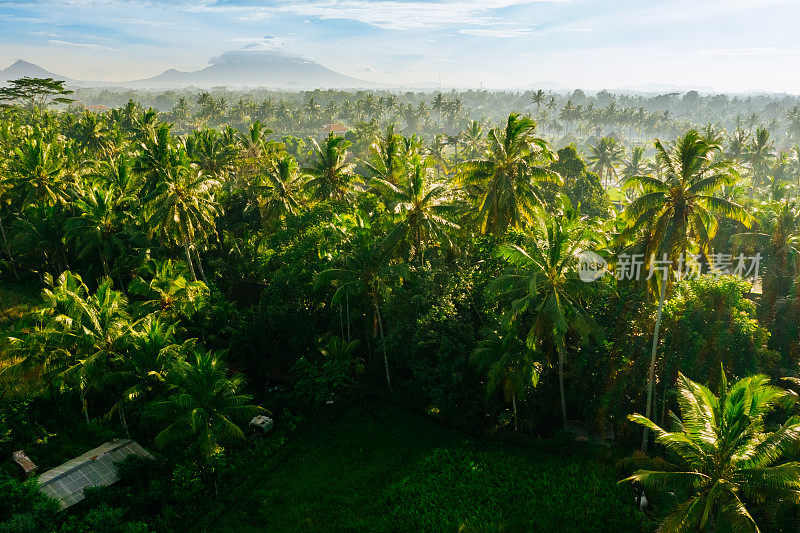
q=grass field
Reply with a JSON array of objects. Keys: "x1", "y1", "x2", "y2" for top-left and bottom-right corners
[{"x1": 200, "y1": 400, "x2": 642, "y2": 533}]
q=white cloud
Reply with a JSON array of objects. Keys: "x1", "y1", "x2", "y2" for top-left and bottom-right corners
[
  {"x1": 48, "y1": 39, "x2": 115, "y2": 50},
  {"x1": 208, "y1": 35, "x2": 308, "y2": 63},
  {"x1": 275, "y1": 0, "x2": 562, "y2": 31},
  {"x1": 459, "y1": 28, "x2": 537, "y2": 38},
  {"x1": 697, "y1": 47, "x2": 800, "y2": 58}
]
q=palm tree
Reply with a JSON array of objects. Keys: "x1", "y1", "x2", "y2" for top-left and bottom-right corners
[
  {"x1": 238, "y1": 121, "x2": 272, "y2": 160},
  {"x1": 304, "y1": 134, "x2": 355, "y2": 203},
  {"x1": 9, "y1": 137, "x2": 74, "y2": 208},
  {"x1": 460, "y1": 120, "x2": 485, "y2": 160},
  {"x1": 623, "y1": 130, "x2": 752, "y2": 450},
  {"x1": 748, "y1": 128, "x2": 774, "y2": 196},
  {"x1": 146, "y1": 349, "x2": 264, "y2": 457},
  {"x1": 458, "y1": 113, "x2": 561, "y2": 235},
  {"x1": 471, "y1": 324, "x2": 540, "y2": 432},
  {"x1": 315, "y1": 223, "x2": 406, "y2": 389},
  {"x1": 371, "y1": 155, "x2": 460, "y2": 263},
  {"x1": 128, "y1": 258, "x2": 208, "y2": 320},
  {"x1": 259, "y1": 154, "x2": 304, "y2": 226},
  {"x1": 588, "y1": 136, "x2": 624, "y2": 187},
  {"x1": 623, "y1": 370, "x2": 800, "y2": 532},
  {"x1": 147, "y1": 162, "x2": 220, "y2": 282},
  {"x1": 364, "y1": 125, "x2": 404, "y2": 185},
  {"x1": 66, "y1": 186, "x2": 132, "y2": 278},
  {"x1": 731, "y1": 200, "x2": 800, "y2": 324},
  {"x1": 106, "y1": 316, "x2": 183, "y2": 435},
  {"x1": 492, "y1": 206, "x2": 600, "y2": 428},
  {"x1": 532, "y1": 89, "x2": 546, "y2": 121},
  {"x1": 621, "y1": 146, "x2": 648, "y2": 182}
]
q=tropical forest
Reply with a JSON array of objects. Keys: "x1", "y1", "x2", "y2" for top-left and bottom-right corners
[{"x1": 3, "y1": 2, "x2": 800, "y2": 531}]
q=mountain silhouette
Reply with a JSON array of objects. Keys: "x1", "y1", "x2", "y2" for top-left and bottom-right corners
[{"x1": 0, "y1": 60, "x2": 75, "y2": 84}]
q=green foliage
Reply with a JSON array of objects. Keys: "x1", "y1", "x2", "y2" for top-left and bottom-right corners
[
  {"x1": 623, "y1": 369, "x2": 800, "y2": 532},
  {"x1": 0, "y1": 476, "x2": 59, "y2": 533},
  {"x1": 661, "y1": 276, "x2": 777, "y2": 382},
  {"x1": 385, "y1": 447, "x2": 640, "y2": 532}
]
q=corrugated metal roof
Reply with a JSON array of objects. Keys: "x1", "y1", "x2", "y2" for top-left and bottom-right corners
[{"x1": 38, "y1": 439, "x2": 153, "y2": 510}]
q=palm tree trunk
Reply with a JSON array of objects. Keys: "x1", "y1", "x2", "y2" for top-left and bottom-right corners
[
  {"x1": 512, "y1": 393, "x2": 518, "y2": 432},
  {"x1": 0, "y1": 215, "x2": 18, "y2": 279},
  {"x1": 557, "y1": 345, "x2": 567, "y2": 429},
  {"x1": 373, "y1": 295, "x2": 391, "y2": 390},
  {"x1": 193, "y1": 246, "x2": 209, "y2": 284},
  {"x1": 642, "y1": 273, "x2": 668, "y2": 451},
  {"x1": 119, "y1": 402, "x2": 130, "y2": 438},
  {"x1": 183, "y1": 240, "x2": 198, "y2": 281},
  {"x1": 346, "y1": 292, "x2": 351, "y2": 343},
  {"x1": 80, "y1": 385, "x2": 90, "y2": 424}
]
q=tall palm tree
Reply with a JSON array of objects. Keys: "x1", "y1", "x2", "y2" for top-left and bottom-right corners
[
  {"x1": 364, "y1": 125, "x2": 404, "y2": 185},
  {"x1": 259, "y1": 154, "x2": 304, "y2": 226},
  {"x1": 731, "y1": 199, "x2": 800, "y2": 324},
  {"x1": 471, "y1": 324, "x2": 540, "y2": 432},
  {"x1": 623, "y1": 130, "x2": 751, "y2": 450},
  {"x1": 371, "y1": 155, "x2": 460, "y2": 263},
  {"x1": 315, "y1": 223, "x2": 406, "y2": 389},
  {"x1": 532, "y1": 89, "x2": 546, "y2": 121},
  {"x1": 588, "y1": 136, "x2": 624, "y2": 187},
  {"x1": 66, "y1": 186, "x2": 132, "y2": 278},
  {"x1": 238, "y1": 121, "x2": 272, "y2": 160},
  {"x1": 621, "y1": 146, "x2": 649, "y2": 182},
  {"x1": 623, "y1": 370, "x2": 800, "y2": 532},
  {"x1": 492, "y1": 206, "x2": 600, "y2": 427},
  {"x1": 460, "y1": 120, "x2": 485, "y2": 160},
  {"x1": 9, "y1": 137, "x2": 74, "y2": 208},
  {"x1": 147, "y1": 162, "x2": 220, "y2": 282},
  {"x1": 146, "y1": 349, "x2": 264, "y2": 457},
  {"x1": 304, "y1": 134, "x2": 355, "y2": 203},
  {"x1": 748, "y1": 128, "x2": 774, "y2": 196},
  {"x1": 458, "y1": 113, "x2": 561, "y2": 235}
]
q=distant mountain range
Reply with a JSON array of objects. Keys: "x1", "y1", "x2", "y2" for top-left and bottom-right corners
[
  {"x1": 0, "y1": 59, "x2": 76, "y2": 85},
  {"x1": 0, "y1": 38, "x2": 376, "y2": 89}
]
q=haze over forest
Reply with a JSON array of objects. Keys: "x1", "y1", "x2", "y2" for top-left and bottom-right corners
[{"x1": 6, "y1": 2, "x2": 800, "y2": 533}]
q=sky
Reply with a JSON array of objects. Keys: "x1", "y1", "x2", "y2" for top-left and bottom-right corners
[{"x1": 1, "y1": 0, "x2": 800, "y2": 92}]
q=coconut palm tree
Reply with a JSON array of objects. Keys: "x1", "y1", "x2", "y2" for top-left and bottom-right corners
[
  {"x1": 623, "y1": 130, "x2": 752, "y2": 450},
  {"x1": 147, "y1": 161, "x2": 220, "y2": 282},
  {"x1": 458, "y1": 113, "x2": 561, "y2": 235},
  {"x1": 146, "y1": 349, "x2": 264, "y2": 457},
  {"x1": 621, "y1": 146, "x2": 649, "y2": 181},
  {"x1": 491, "y1": 206, "x2": 600, "y2": 428},
  {"x1": 314, "y1": 222, "x2": 407, "y2": 390},
  {"x1": 471, "y1": 324, "x2": 540, "y2": 432},
  {"x1": 66, "y1": 186, "x2": 132, "y2": 278},
  {"x1": 9, "y1": 137, "x2": 74, "y2": 208},
  {"x1": 364, "y1": 125, "x2": 405, "y2": 185},
  {"x1": 259, "y1": 154, "x2": 304, "y2": 226},
  {"x1": 304, "y1": 134, "x2": 355, "y2": 203},
  {"x1": 588, "y1": 136, "x2": 624, "y2": 187},
  {"x1": 128, "y1": 258, "x2": 208, "y2": 320},
  {"x1": 748, "y1": 128, "x2": 775, "y2": 196},
  {"x1": 238, "y1": 121, "x2": 272, "y2": 160},
  {"x1": 623, "y1": 370, "x2": 800, "y2": 533},
  {"x1": 532, "y1": 89, "x2": 546, "y2": 121},
  {"x1": 731, "y1": 199, "x2": 800, "y2": 324},
  {"x1": 460, "y1": 120, "x2": 485, "y2": 160},
  {"x1": 371, "y1": 155, "x2": 460, "y2": 263}
]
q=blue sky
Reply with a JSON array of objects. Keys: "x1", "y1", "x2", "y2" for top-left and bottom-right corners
[{"x1": 1, "y1": 0, "x2": 800, "y2": 91}]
